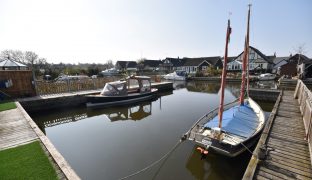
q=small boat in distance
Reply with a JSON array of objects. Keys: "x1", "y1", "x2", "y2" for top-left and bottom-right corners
[
  {"x1": 101, "y1": 68, "x2": 119, "y2": 76},
  {"x1": 258, "y1": 73, "x2": 276, "y2": 81},
  {"x1": 86, "y1": 76, "x2": 158, "y2": 108},
  {"x1": 184, "y1": 5, "x2": 265, "y2": 157},
  {"x1": 163, "y1": 70, "x2": 187, "y2": 81}
]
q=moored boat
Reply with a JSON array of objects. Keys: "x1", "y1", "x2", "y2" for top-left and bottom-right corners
[
  {"x1": 86, "y1": 76, "x2": 158, "y2": 108},
  {"x1": 163, "y1": 70, "x2": 187, "y2": 81},
  {"x1": 258, "y1": 73, "x2": 276, "y2": 81},
  {"x1": 184, "y1": 5, "x2": 265, "y2": 157}
]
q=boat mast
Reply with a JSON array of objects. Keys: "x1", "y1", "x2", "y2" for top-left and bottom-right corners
[
  {"x1": 239, "y1": 4, "x2": 251, "y2": 105},
  {"x1": 218, "y1": 18, "x2": 231, "y2": 128}
]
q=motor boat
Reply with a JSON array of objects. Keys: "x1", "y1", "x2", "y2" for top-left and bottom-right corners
[
  {"x1": 86, "y1": 76, "x2": 158, "y2": 108},
  {"x1": 163, "y1": 70, "x2": 187, "y2": 81},
  {"x1": 258, "y1": 73, "x2": 276, "y2": 81}
]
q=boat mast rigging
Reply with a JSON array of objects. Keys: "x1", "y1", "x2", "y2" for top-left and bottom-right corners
[
  {"x1": 239, "y1": 4, "x2": 251, "y2": 105},
  {"x1": 218, "y1": 18, "x2": 232, "y2": 128}
]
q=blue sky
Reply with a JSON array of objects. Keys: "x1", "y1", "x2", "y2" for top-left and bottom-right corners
[{"x1": 0, "y1": 0, "x2": 311, "y2": 63}]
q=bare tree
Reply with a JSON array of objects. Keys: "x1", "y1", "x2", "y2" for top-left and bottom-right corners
[
  {"x1": 293, "y1": 43, "x2": 307, "y2": 56},
  {"x1": 25, "y1": 51, "x2": 39, "y2": 66},
  {"x1": 0, "y1": 50, "x2": 25, "y2": 63}
]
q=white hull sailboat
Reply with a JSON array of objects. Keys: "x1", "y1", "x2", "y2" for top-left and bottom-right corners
[{"x1": 185, "y1": 5, "x2": 265, "y2": 157}]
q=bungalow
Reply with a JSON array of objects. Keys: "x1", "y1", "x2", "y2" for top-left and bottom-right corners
[
  {"x1": 295, "y1": 54, "x2": 312, "y2": 79},
  {"x1": 138, "y1": 59, "x2": 163, "y2": 71},
  {"x1": 272, "y1": 56, "x2": 290, "y2": 75},
  {"x1": 180, "y1": 56, "x2": 222, "y2": 74},
  {"x1": 227, "y1": 46, "x2": 274, "y2": 73},
  {"x1": 115, "y1": 61, "x2": 137, "y2": 71},
  {"x1": 161, "y1": 57, "x2": 185, "y2": 71}
]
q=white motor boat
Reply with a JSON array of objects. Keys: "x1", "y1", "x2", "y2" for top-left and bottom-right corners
[
  {"x1": 258, "y1": 73, "x2": 276, "y2": 81},
  {"x1": 101, "y1": 68, "x2": 119, "y2": 76},
  {"x1": 163, "y1": 70, "x2": 187, "y2": 81}
]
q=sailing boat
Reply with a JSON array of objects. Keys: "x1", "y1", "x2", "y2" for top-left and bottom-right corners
[{"x1": 184, "y1": 5, "x2": 265, "y2": 157}]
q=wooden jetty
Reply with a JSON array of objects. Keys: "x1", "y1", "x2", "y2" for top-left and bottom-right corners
[
  {"x1": 0, "y1": 102, "x2": 80, "y2": 179},
  {"x1": 244, "y1": 80, "x2": 312, "y2": 179},
  {"x1": 0, "y1": 106, "x2": 38, "y2": 150}
]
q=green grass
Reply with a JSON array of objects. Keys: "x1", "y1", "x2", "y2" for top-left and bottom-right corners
[
  {"x1": 0, "y1": 141, "x2": 58, "y2": 179},
  {"x1": 0, "y1": 101, "x2": 16, "y2": 112}
]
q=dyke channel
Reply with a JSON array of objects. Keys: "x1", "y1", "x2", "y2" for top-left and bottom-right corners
[{"x1": 22, "y1": 80, "x2": 278, "y2": 180}]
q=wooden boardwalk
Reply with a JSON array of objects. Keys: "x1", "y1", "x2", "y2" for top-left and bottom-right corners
[
  {"x1": 244, "y1": 90, "x2": 312, "y2": 180},
  {"x1": 0, "y1": 107, "x2": 38, "y2": 150}
]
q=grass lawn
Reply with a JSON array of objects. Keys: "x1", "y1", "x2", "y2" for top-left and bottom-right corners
[
  {"x1": 0, "y1": 101, "x2": 16, "y2": 112},
  {"x1": 0, "y1": 141, "x2": 58, "y2": 179}
]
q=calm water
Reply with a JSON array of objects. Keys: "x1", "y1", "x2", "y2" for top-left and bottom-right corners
[{"x1": 31, "y1": 81, "x2": 274, "y2": 180}]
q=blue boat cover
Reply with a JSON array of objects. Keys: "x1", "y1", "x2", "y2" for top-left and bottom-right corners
[{"x1": 204, "y1": 104, "x2": 259, "y2": 139}]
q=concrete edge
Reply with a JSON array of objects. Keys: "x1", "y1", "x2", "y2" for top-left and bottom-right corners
[{"x1": 15, "y1": 102, "x2": 81, "y2": 180}]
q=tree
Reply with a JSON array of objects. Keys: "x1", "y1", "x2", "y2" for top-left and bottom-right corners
[{"x1": 0, "y1": 50, "x2": 25, "y2": 63}]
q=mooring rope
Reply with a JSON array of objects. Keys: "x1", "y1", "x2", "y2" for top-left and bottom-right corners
[
  {"x1": 227, "y1": 136, "x2": 254, "y2": 155},
  {"x1": 118, "y1": 140, "x2": 184, "y2": 180}
]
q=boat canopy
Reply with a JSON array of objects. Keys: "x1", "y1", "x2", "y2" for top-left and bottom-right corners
[
  {"x1": 100, "y1": 81, "x2": 127, "y2": 96},
  {"x1": 175, "y1": 70, "x2": 187, "y2": 77},
  {"x1": 100, "y1": 76, "x2": 152, "y2": 96},
  {"x1": 126, "y1": 75, "x2": 152, "y2": 93},
  {"x1": 204, "y1": 103, "x2": 259, "y2": 139}
]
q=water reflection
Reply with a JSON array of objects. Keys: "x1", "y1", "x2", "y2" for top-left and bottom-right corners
[
  {"x1": 185, "y1": 145, "x2": 252, "y2": 180},
  {"x1": 252, "y1": 80, "x2": 277, "y2": 89},
  {"x1": 89, "y1": 101, "x2": 152, "y2": 122},
  {"x1": 34, "y1": 91, "x2": 174, "y2": 133},
  {"x1": 186, "y1": 81, "x2": 221, "y2": 93},
  {"x1": 30, "y1": 81, "x2": 274, "y2": 180}
]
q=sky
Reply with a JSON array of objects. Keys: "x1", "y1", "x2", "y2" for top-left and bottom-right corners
[{"x1": 0, "y1": 0, "x2": 311, "y2": 64}]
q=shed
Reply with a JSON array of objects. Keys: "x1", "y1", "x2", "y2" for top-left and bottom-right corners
[{"x1": 0, "y1": 59, "x2": 28, "y2": 70}]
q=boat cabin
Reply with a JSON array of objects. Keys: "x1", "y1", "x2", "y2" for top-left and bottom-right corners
[{"x1": 100, "y1": 76, "x2": 152, "y2": 96}]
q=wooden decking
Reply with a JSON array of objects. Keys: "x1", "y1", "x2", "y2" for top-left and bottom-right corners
[
  {"x1": 244, "y1": 91, "x2": 312, "y2": 179},
  {"x1": 0, "y1": 107, "x2": 38, "y2": 150}
]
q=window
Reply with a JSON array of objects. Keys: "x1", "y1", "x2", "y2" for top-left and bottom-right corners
[{"x1": 249, "y1": 52, "x2": 255, "y2": 59}]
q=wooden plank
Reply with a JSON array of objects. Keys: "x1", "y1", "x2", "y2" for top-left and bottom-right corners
[
  {"x1": 258, "y1": 166, "x2": 296, "y2": 180},
  {"x1": 271, "y1": 126, "x2": 305, "y2": 135},
  {"x1": 270, "y1": 132, "x2": 306, "y2": 142},
  {"x1": 254, "y1": 174, "x2": 270, "y2": 180},
  {"x1": 268, "y1": 138, "x2": 308, "y2": 151},
  {"x1": 268, "y1": 152, "x2": 312, "y2": 169},
  {"x1": 264, "y1": 161, "x2": 312, "y2": 178},
  {"x1": 270, "y1": 134, "x2": 308, "y2": 145},
  {"x1": 268, "y1": 156, "x2": 312, "y2": 173},
  {"x1": 269, "y1": 148, "x2": 311, "y2": 162},
  {"x1": 257, "y1": 170, "x2": 284, "y2": 180},
  {"x1": 268, "y1": 142, "x2": 310, "y2": 156}
]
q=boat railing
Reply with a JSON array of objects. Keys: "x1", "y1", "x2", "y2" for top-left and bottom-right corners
[
  {"x1": 294, "y1": 79, "x2": 312, "y2": 163},
  {"x1": 186, "y1": 99, "x2": 239, "y2": 140}
]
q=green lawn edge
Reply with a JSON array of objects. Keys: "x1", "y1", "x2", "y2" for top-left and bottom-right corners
[
  {"x1": 0, "y1": 101, "x2": 17, "y2": 112},
  {"x1": 0, "y1": 141, "x2": 58, "y2": 179}
]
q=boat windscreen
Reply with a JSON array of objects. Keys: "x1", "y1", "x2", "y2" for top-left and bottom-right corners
[
  {"x1": 140, "y1": 79, "x2": 151, "y2": 92},
  {"x1": 100, "y1": 82, "x2": 127, "y2": 96},
  {"x1": 204, "y1": 104, "x2": 259, "y2": 139}
]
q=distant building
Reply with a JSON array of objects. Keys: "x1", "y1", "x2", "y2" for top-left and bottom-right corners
[
  {"x1": 0, "y1": 59, "x2": 28, "y2": 70},
  {"x1": 180, "y1": 56, "x2": 222, "y2": 74},
  {"x1": 161, "y1": 56, "x2": 222, "y2": 74},
  {"x1": 227, "y1": 46, "x2": 274, "y2": 73},
  {"x1": 272, "y1": 56, "x2": 290, "y2": 75},
  {"x1": 295, "y1": 54, "x2": 312, "y2": 79},
  {"x1": 115, "y1": 61, "x2": 137, "y2": 71},
  {"x1": 138, "y1": 59, "x2": 163, "y2": 71},
  {"x1": 162, "y1": 57, "x2": 185, "y2": 71}
]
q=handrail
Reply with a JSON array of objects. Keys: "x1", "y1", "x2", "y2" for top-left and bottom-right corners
[{"x1": 294, "y1": 79, "x2": 312, "y2": 165}]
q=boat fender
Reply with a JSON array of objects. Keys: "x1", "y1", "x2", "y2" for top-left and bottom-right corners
[
  {"x1": 196, "y1": 147, "x2": 208, "y2": 155},
  {"x1": 197, "y1": 147, "x2": 209, "y2": 160}
]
